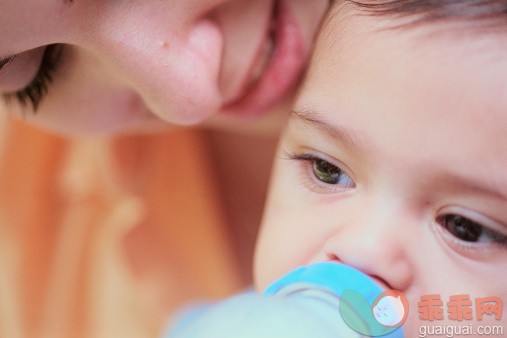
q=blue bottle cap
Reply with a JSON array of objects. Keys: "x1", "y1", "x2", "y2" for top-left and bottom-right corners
[
  {"x1": 264, "y1": 262, "x2": 382, "y2": 304},
  {"x1": 264, "y1": 262, "x2": 406, "y2": 338}
]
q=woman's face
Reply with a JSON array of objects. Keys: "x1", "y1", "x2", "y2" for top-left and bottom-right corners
[{"x1": 0, "y1": 0, "x2": 328, "y2": 134}]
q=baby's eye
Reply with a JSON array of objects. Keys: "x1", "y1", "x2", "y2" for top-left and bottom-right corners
[
  {"x1": 285, "y1": 151, "x2": 356, "y2": 193},
  {"x1": 312, "y1": 158, "x2": 354, "y2": 187},
  {"x1": 437, "y1": 214, "x2": 506, "y2": 245}
]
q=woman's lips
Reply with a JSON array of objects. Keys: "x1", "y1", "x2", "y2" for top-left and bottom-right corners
[{"x1": 222, "y1": 0, "x2": 307, "y2": 118}]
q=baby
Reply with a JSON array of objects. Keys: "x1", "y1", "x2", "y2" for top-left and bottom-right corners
[{"x1": 254, "y1": 0, "x2": 507, "y2": 336}]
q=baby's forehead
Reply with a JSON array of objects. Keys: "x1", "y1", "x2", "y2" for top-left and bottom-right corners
[
  {"x1": 327, "y1": 0, "x2": 507, "y2": 27},
  {"x1": 315, "y1": 0, "x2": 507, "y2": 76},
  {"x1": 323, "y1": 0, "x2": 507, "y2": 43},
  {"x1": 297, "y1": 2, "x2": 507, "y2": 170}
]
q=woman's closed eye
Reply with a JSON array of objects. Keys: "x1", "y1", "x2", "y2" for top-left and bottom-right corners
[
  {"x1": 285, "y1": 151, "x2": 355, "y2": 193},
  {"x1": 1, "y1": 44, "x2": 64, "y2": 112}
]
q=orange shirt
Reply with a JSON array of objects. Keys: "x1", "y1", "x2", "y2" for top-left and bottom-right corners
[{"x1": 0, "y1": 120, "x2": 241, "y2": 337}]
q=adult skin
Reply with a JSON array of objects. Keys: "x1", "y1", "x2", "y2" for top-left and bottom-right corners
[
  {"x1": 0, "y1": 3, "x2": 329, "y2": 333},
  {"x1": 0, "y1": 0, "x2": 329, "y2": 135}
]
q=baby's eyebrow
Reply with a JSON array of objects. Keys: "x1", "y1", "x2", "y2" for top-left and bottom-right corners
[
  {"x1": 290, "y1": 109, "x2": 362, "y2": 151},
  {"x1": 442, "y1": 171, "x2": 507, "y2": 203},
  {"x1": 291, "y1": 110, "x2": 507, "y2": 203}
]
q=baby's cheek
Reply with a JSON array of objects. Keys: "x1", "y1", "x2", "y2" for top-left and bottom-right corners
[
  {"x1": 252, "y1": 231, "x2": 288, "y2": 291},
  {"x1": 253, "y1": 179, "x2": 328, "y2": 290},
  {"x1": 253, "y1": 228, "x2": 326, "y2": 292},
  {"x1": 253, "y1": 240, "x2": 293, "y2": 291}
]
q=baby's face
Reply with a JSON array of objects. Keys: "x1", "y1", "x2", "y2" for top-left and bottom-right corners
[{"x1": 255, "y1": 5, "x2": 507, "y2": 335}]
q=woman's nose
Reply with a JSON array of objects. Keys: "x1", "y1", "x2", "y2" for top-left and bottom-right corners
[
  {"x1": 323, "y1": 203, "x2": 414, "y2": 291},
  {"x1": 81, "y1": 1, "x2": 225, "y2": 124}
]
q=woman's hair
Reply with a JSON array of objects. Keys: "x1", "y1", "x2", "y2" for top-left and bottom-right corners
[{"x1": 339, "y1": 0, "x2": 507, "y2": 28}]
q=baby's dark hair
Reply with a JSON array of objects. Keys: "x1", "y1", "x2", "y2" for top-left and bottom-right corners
[{"x1": 337, "y1": 0, "x2": 507, "y2": 28}]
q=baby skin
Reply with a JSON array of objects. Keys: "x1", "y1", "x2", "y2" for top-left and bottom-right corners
[{"x1": 255, "y1": 1, "x2": 507, "y2": 336}]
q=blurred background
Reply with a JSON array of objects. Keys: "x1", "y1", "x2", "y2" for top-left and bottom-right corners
[{"x1": 0, "y1": 116, "x2": 278, "y2": 337}]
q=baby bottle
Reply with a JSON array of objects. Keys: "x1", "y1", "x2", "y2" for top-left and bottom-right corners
[{"x1": 167, "y1": 262, "x2": 406, "y2": 338}]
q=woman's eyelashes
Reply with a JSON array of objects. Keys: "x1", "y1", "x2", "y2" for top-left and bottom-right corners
[
  {"x1": 436, "y1": 213, "x2": 507, "y2": 251},
  {"x1": 0, "y1": 56, "x2": 16, "y2": 69},
  {"x1": 2, "y1": 44, "x2": 64, "y2": 112},
  {"x1": 285, "y1": 150, "x2": 356, "y2": 193}
]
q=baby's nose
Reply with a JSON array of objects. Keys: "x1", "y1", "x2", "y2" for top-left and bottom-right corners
[{"x1": 323, "y1": 210, "x2": 414, "y2": 292}]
